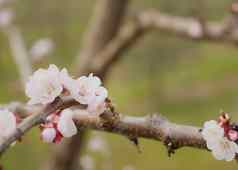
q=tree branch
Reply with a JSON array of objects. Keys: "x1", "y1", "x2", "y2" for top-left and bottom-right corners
[
  {"x1": 4, "y1": 26, "x2": 32, "y2": 87},
  {"x1": 75, "y1": 0, "x2": 129, "y2": 75},
  {"x1": 0, "y1": 97, "x2": 84, "y2": 157},
  {"x1": 88, "y1": 9, "x2": 238, "y2": 71},
  {"x1": 4, "y1": 6, "x2": 238, "y2": 166},
  {"x1": 0, "y1": 102, "x2": 39, "y2": 118},
  {"x1": 136, "y1": 10, "x2": 238, "y2": 44},
  {"x1": 73, "y1": 111, "x2": 206, "y2": 151},
  {"x1": 0, "y1": 100, "x2": 207, "y2": 158},
  {"x1": 88, "y1": 19, "x2": 149, "y2": 76}
]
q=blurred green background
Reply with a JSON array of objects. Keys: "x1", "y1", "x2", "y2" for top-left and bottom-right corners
[{"x1": 1, "y1": 0, "x2": 238, "y2": 169}]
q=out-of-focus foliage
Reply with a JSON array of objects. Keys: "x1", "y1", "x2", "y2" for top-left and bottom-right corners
[{"x1": 1, "y1": 0, "x2": 238, "y2": 169}]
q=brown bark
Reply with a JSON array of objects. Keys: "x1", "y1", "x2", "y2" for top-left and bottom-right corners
[
  {"x1": 75, "y1": 0, "x2": 129, "y2": 75},
  {"x1": 0, "y1": 99, "x2": 208, "y2": 158}
]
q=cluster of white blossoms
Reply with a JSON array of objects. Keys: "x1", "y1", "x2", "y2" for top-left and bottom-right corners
[
  {"x1": 202, "y1": 114, "x2": 238, "y2": 161},
  {"x1": 25, "y1": 64, "x2": 108, "y2": 114},
  {"x1": 25, "y1": 64, "x2": 108, "y2": 143},
  {"x1": 2, "y1": 63, "x2": 238, "y2": 162}
]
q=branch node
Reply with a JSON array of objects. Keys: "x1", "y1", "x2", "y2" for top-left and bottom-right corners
[
  {"x1": 163, "y1": 137, "x2": 177, "y2": 157},
  {"x1": 105, "y1": 98, "x2": 115, "y2": 113},
  {"x1": 99, "y1": 99, "x2": 120, "y2": 124},
  {"x1": 127, "y1": 136, "x2": 142, "y2": 153},
  {"x1": 100, "y1": 111, "x2": 119, "y2": 122}
]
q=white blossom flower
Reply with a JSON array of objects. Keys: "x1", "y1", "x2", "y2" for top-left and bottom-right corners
[
  {"x1": 87, "y1": 87, "x2": 108, "y2": 115},
  {"x1": 30, "y1": 38, "x2": 54, "y2": 62},
  {"x1": 202, "y1": 120, "x2": 224, "y2": 147},
  {"x1": 69, "y1": 73, "x2": 108, "y2": 115},
  {"x1": 25, "y1": 64, "x2": 63, "y2": 105},
  {"x1": 41, "y1": 128, "x2": 56, "y2": 143},
  {"x1": 60, "y1": 68, "x2": 77, "y2": 93},
  {"x1": 73, "y1": 109, "x2": 90, "y2": 116},
  {"x1": 87, "y1": 101, "x2": 106, "y2": 115},
  {"x1": 202, "y1": 120, "x2": 238, "y2": 161},
  {"x1": 57, "y1": 109, "x2": 77, "y2": 138},
  {"x1": 0, "y1": 109, "x2": 16, "y2": 142},
  {"x1": 210, "y1": 137, "x2": 238, "y2": 161},
  {"x1": 94, "y1": 86, "x2": 108, "y2": 101},
  {"x1": 72, "y1": 73, "x2": 102, "y2": 105},
  {"x1": 60, "y1": 70, "x2": 108, "y2": 115}
]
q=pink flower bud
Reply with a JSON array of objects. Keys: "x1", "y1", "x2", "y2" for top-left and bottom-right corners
[{"x1": 228, "y1": 130, "x2": 238, "y2": 141}]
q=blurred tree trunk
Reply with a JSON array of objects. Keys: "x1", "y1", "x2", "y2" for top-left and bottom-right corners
[
  {"x1": 42, "y1": 1, "x2": 129, "y2": 170},
  {"x1": 75, "y1": 0, "x2": 129, "y2": 75}
]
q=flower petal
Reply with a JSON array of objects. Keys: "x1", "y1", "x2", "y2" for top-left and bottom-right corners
[
  {"x1": 202, "y1": 120, "x2": 224, "y2": 142},
  {"x1": 0, "y1": 109, "x2": 16, "y2": 138},
  {"x1": 41, "y1": 128, "x2": 56, "y2": 143},
  {"x1": 25, "y1": 65, "x2": 63, "y2": 105},
  {"x1": 57, "y1": 109, "x2": 77, "y2": 138}
]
